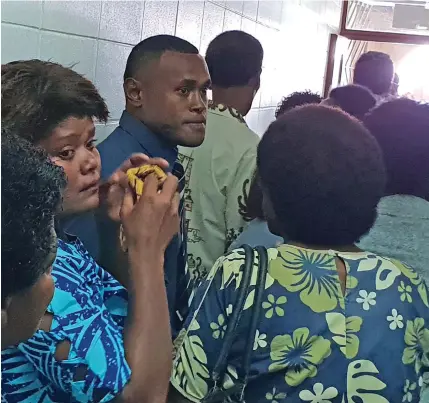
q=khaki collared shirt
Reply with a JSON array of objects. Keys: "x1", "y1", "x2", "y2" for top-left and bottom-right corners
[{"x1": 179, "y1": 102, "x2": 259, "y2": 281}]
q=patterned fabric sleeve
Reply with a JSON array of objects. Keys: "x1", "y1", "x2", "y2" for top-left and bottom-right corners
[
  {"x1": 10, "y1": 239, "x2": 132, "y2": 403},
  {"x1": 224, "y1": 146, "x2": 257, "y2": 252},
  {"x1": 171, "y1": 248, "x2": 260, "y2": 402},
  {"x1": 16, "y1": 310, "x2": 131, "y2": 402},
  {"x1": 395, "y1": 260, "x2": 429, "y2": 391}
]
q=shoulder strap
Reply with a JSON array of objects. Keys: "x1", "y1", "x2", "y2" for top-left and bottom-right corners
[
  {"x1": 239, "y1": 246, "x2": 269, "y2": 384},
  {"x1": 210, "y1": 244, "x2": 255, "y2": 385}
]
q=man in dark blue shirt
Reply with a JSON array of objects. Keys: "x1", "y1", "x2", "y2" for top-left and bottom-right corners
[{"x1": 69, "y1": 35, "x2": 211, "y2": 335}]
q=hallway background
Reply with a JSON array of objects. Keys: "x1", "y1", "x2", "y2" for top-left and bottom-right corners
[{"x1": 1, "y1": 0, "x2": 341, "y2": 140}]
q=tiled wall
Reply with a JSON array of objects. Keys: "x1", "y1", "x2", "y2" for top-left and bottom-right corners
[{"x1": 1, "y1": 0, "x2": 341, "y2": 140}]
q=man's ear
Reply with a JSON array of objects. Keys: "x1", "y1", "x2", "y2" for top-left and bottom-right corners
[
  {"x1": 123, "y1": 78, "x2": 143, "y2": 108},
  {"x1": 249, "y1": 74, "x2": 261, "y2": 94}
]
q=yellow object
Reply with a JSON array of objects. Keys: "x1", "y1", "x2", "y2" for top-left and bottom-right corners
[
  {"x1": 126, "y1": 164, "x2": 167, "y2": 199},
  {"x1": 120, "y1": 164, "x2": 168, "y2": 253}
]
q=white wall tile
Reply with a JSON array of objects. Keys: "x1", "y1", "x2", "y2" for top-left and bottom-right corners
[
  {"x1": 245, "y1": 108, "x2": 259, "y2": 135},
  {"x1": 42, "y1": 1, "x2": 102, "y2": 37},
  {"x1": 40, "y1": 31, "x2": 97, "y2": 81},
  {"x1": 1, "y1": 0, "x2": 43, "y2": 28},
  {"x1": 225, "y1": 1, "x2": 243, "y2": 15},
  {"x1": 256, "y1": 108, "x2": 275, "y2": 135},
  {"x1": 95, "y1": 41, "x2": 132, "y2": 120},
  {"x1": 1, "y1": 24, "x2": 39, "y2": 63},
  {"x1": 142, "y1": 1, "x2": 178, "y2": 39},
  {"x1": 242, "y1": 1, "x2": 258, "y2": 20},
  {"x1": 99, "y1": 1, "x2": 144, "y2": 44},
  {"x1": 241, "y1": 17, "x2": 256, "y2": 35},
  {"x1": 200, "y1": 2, "x2": 225, "y2": 54},
  {"x1": 176, "y1": 1, "x2": 204, "y2": 47},
  {"x1": 257, "y1": 0, "x2": 282, "y2": 28},
  {"x1": 223, "y1": 9, "x2": 241, "y2": 31}
]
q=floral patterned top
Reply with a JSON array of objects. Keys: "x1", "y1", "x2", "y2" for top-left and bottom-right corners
[
  {"x1": 1, "y1": 236, "x2": 130, "y2": 402},
  {"x1": 171, "y1": 245, "x2": 429, "y2": 403}
]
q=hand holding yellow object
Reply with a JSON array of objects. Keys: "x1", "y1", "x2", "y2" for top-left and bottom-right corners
[
  {"x1": 120, "y1": 164, "x2": 168, "y2": 252},
  {"x1": 126, "y1": 164, "x2": 168, "y2": 199}
]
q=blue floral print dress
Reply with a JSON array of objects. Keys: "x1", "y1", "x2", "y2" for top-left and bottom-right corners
[
  {"x1": 1, "y1": 236, "x2": 130, "y2": 402},
  {"x1": 171, "y1": 245, "x2": 429, "y2": 403}
]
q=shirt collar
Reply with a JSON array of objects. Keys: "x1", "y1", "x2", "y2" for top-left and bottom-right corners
[{"x1": 119, "y1": 110, "x2": 178, "y2": 168}]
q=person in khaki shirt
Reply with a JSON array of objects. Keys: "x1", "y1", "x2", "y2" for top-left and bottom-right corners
[{"x1": 179, "y1": 31, "x2": 263, "y2": 281}]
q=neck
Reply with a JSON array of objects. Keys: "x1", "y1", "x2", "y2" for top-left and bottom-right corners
[
  {"x1": 286, "y1": 240, "x2": 362, "y2": 253},
  {"x1": 211, "y1": 86, "x2": 251, "y2": 116}
]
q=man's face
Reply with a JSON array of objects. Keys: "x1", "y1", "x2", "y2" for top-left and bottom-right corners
[{"x1": 133, "y1": 51, "x2": 211, "y2": 148}]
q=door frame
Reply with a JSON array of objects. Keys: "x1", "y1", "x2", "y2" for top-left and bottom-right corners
[{"x1": 323, "y1": 1, "x2": 429, "y2": 96}]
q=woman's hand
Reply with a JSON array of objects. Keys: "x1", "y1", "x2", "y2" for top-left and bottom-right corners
[
  {"x1": 102, "y1": 153, "x2": 169, "y2": 223},
  {"x1": 120, "y1": 173, "x2": 180, "y2": 260}
]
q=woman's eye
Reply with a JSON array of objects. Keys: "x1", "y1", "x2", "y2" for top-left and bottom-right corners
[
  {"x1": 87, "y1": 139, "x2": 97, "y2": 150},
  {"x1": 58, "y1": 149, "x2": 75, "y2": 160},
  {"x1": 179, "y1": 88, "x2": 190, "y2": 96}
]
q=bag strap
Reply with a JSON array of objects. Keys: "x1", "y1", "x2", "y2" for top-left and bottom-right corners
[
  {"x1": 210, "y1": 244, "x2": 255, "y2": 386},
  {"x1": 239, "y1": 246, "x2": 269, "y2": 385}
]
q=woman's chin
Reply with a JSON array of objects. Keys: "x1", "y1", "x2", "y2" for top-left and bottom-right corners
[{"x1": 64, "y1": 193, "x2": 100, "y2": 215}]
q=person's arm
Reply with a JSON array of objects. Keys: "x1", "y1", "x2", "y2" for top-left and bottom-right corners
[
  {"x1": 117, "y1": 250, "x2": 171, "y2": 403},
  {"x1": 224, "y1": 146, "x2": 258, "y2": 252},
  {"x1": 112, "y1": 173, "x2": 179, "y2": 403},
  {"x1": 33, "y1": 170, "x2": 176, "y2": 403}
]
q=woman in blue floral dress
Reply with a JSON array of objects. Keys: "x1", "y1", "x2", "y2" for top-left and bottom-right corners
[
  {"x1": 170, "y1": 105, "x2": 429, "y2": 402},
  {"x1": 1, "y1": 60, "x2": 177, "y2": 402}
]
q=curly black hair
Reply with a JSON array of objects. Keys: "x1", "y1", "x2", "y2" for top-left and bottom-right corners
[
  {"x1": 1, "y1": 59, "x2": 109, "y2": 144},
  {"x1": 275, "y1": 90, "x2": 322, "y2": 118},
  {"x1": 328, "y1": 84, "x2": 376, "y2": 120},
  {"x1": 364, "y1": 98, "x2": 429, "y2": 198},
  {"x1": 353, "y1": 51, "x2": 394, "y2": 96},
  {"x1": 1, "y1": 130, "x2": 66, "y2": 305},
  {"x1": 258, "y1": 105, "x2": 386, "y2": 246},
  {"x1": 206, "y1": 30, "x2": 263, "y2": 87}
]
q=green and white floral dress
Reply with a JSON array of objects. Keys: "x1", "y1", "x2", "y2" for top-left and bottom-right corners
[{"x1": 172, "y1": 245, "x2": 429, "y2": 402}]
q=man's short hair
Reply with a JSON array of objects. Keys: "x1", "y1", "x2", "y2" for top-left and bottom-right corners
[
  {"x1": 275, "y1": 90, "x2": 322, "y2": 118},
  {"x1": 258, "y1": 105, "x2": 385, "y2": 246},
  {"x1": 353, "y1": 51, "x2": 394, "y2": 95},
  {"x1": 205, "y1": 30, "x2": 263, "y2": 87},
  {"x1": 1, "y1": 130, "x2": 66, "y2": 305},
  {"x1": 1, "y1": 60, "x2": 109, "y2": 144},
  {"x1": 124, "y1": 35, "x2": 199, "y2": 81},
  {"x1": 364, "y1": 98, "x2": 429, "y2": 197},
  {"x1": 329, "y1": 84, "x2": 376, "y2": 120}
]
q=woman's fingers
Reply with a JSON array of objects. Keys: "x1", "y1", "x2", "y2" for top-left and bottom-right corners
[
  {"x1": 119, "y1": 187, "x2": 134, "y2": 220},
  {"x1": 108, "y1": 155, "x2": 169, "y2": 186},
  {"x1": 160, "y1": 174, "x2": 179, "y2": 201}
]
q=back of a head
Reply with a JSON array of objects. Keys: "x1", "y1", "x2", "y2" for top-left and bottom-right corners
[
  {"x1": 364, "y1": 98, "x2": 429, "y2": 197},
  {"x1": 328, "y1": 84, "x2": 377, "y2": 120},
  {"x1": 1, "y1": 59, "x2": 108, "y2": 144},
  {"x1": 205, "y1": 30, "x2": 263, "y2": 87},
  {"x1": 124, "y1": 34, "x2": 199, "y2": 80},
  {"x1": 275, "y1": 90, "x2": 322, "y2": 118},
  {"x1": 353, "y1": 51, "x2": 394, "y2": 96},
  {"x1": 1, "y1": 130, "x2": 66, "y2": 304},
  {"x1": 258, "y1": 105, "x2": 386, "y2": 246}
]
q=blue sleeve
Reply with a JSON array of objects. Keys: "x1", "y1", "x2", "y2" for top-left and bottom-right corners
[
  {"x1": 13, "y1": 240, "x2": 132, "y2": 402},
  {"x1": 18, "y1": 316, "x2": 131, "y2": 402}
]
